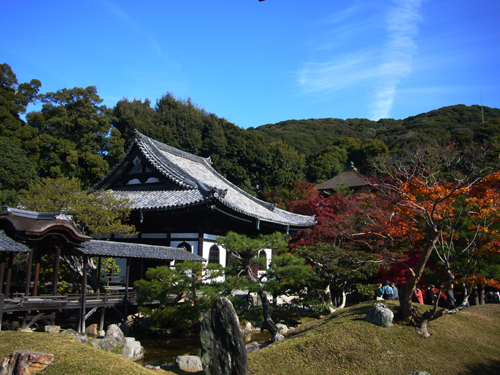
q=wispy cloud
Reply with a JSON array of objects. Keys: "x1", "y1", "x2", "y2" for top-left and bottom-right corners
[
  {"x1": 297, "y1": 0, "x2": 424, "y2": 120},
  {"x1": 369, "y1": 0, "x2": 424, "y2": 119}
]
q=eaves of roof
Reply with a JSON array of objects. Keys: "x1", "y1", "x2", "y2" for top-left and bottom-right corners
[{"x1": 78, "y1": 240, "x2": 206, "y2": 261}]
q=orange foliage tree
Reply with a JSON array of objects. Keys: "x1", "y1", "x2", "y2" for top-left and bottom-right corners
[{"x1": 369, "y1": 143, "x2": 499, "y2": 322}]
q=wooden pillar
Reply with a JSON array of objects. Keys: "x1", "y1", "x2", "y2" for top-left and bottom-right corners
[
  {"x1": 32, "y1": 251, "x2": 41, "y2": 296},
  {"x1": 0, "y1": 253, "x2": 5, "y2": 295},
  {"x1": 99, "y1": 307, "x2": 105, "y2": 332},
  {"x1": 125, "y1": 258, "x2": 130, "y2": 302},
  {"x1": 139, "y1": 259, "x2": 144, "y2": 280},
  {"x1": 52, "y1": 246, "x2": 61, "y2": 296},
  {"x1": 25, "y1": 249, "x2": 34, "y2": 296},
  {"x1": 80, "y1": 254, "x2": 88, "y2": 334},
  {"x1": 97, "y1": 256, "x2": 102, "y2": 295},
  {"x1": 198, "y1": 231, "x2": 204, "y2": 259},
  {"x1": 4, "y1": 253, "x2": 14, "y2": 298}
]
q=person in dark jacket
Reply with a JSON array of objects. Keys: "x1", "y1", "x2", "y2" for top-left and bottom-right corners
[
  {"x1": 391, "y1": 282, "x2": 399, "y2": 300},
  {"x1": 426, "y1": 285, "x2": 436, "y2": 306},
  {"x1": 446, "y1": 284, "x2": 456, "y2": 309}
]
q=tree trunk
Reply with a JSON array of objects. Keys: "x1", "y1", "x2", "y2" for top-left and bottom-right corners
[
  {"x1": 471, "y1": 286, "x2": 479, "y2": 306},
  {"x1": 258, "y1": 290, "x2": 280, "y2": 340},
  {"x1": 478, "y1": 284, "x2": 485, "y2": 305},
  {"x1": 337, "y1": 288, "x2": 347, "y2": 309},
  {"x1": 400, "y1": 234, "x2": 438, "y2": 321}
]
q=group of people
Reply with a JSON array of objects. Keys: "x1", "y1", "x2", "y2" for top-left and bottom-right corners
[
  {"x1": 375, "y1": 281, "x2": 457, "y2": 309},
  {"x1": 413, "y1": 284, "x2": 456, "y2": 308},
  {"x1": 376, "y1": 281, "x2": 399, "y2": 300}
]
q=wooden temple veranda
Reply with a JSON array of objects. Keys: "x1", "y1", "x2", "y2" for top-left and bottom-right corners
[{"x1": 0, "y1": 207, "x2": 205, "y2": 333}]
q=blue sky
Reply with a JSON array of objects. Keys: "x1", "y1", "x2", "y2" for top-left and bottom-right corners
[{"x1": 2, "y1": 0, "x2": 499, "y2": 129}]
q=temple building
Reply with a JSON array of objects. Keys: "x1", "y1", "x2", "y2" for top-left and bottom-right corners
[
  {"x1": 93, "y1": 130, "x2": 316, "y2": 276},
  {"x1": 315, "y1": 162, "x2": 368, "y2": 196}
]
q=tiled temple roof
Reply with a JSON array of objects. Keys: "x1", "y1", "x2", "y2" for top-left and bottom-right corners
[
  {"x1": 78, "y1": 240, "x2": 205, "y2": 261},
  {"x1": 0, "y1": 230, "x2": 31, "y2": 253},
  {"x1": 95, "y1": 131, "x2": 316, "y2": 229}
]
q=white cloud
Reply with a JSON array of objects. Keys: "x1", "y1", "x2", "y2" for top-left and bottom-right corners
[
  {"x1": 369, "y1": 0, "x2": 424, "y2": 119},
  {"x1": 297, "y1": 0, "x2": 424, "y2": 120}
]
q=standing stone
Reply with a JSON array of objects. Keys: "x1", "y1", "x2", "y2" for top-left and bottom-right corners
[
  {"x1": 104, "y1": 324, "x2": 126, "y2": 345},
  {"x1": 7, "y1": 350, "x2": 53, "y2": 375},
  {"x1": 201, "y1": 297, "x2": 248, "y2": 375},
  {"x1": 365, "y1": 303, "x2": 394, "y2": 328}
]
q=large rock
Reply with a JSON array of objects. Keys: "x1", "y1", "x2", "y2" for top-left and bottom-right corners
[
  {"x1": 3, "y1": 350, "x2": 53, "y2": 375},
  {"x1": 91, "y1": 338, "x2": 118, "y2": 350},
  {"x1": 122, "y1": 340, "x2": 144, "y2": 361},
  {"x1": 44, "y1": 325, "x2": 60, "y2": 334},
  {"x1": 245, "y1": 342, "x2": 260, "y2": 354},
  {"x1": 201, "y1": 297, "x2": 248, "y2": 375},
  {"x1": 275, "y1": 323, "x2": 288, "y2": 335},
  {"x1": 176, "y1": 356, "x2": 203, "y2": 373},
  {"x1": 85, "y1": 324, "x2": 98, "y2": 336},
  {"x1": 410, "y1": 372, "x2": 430, "y2": 375},
  {"x1": 74, "y1": 334, "x2": 88, "y2": 344},
  {"x1": 365, "y1": 303, "x2": 394, "y2": 328},
  {"x1": 104, "y1": 324, "x2": 126, "y2": 345}
]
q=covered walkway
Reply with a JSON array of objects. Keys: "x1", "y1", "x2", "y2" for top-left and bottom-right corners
[{"x1": 0, "y1": 207, "x2": 205, "y2": 332}]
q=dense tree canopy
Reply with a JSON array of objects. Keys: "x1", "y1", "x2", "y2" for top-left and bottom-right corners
[{"x1": 0, "y1": 136, "x2": 37, "y2": 206}]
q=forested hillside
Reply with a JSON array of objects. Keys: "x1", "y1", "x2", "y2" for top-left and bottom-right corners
[
  {"x1": 249, "y1": 105, "x2": 500, "y2": 172},
  {"x1": 2, "y1": 62, "x2": 500, "y2": 207}
]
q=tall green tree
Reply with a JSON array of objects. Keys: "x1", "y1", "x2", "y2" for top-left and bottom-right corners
[
  {"x1": 26, "y1": 86, "x2": 118, "y2": 187},
  {"x1": 0, "y1": 63, "x2": 41, "y2": 153},
  {"x1": 134, "y1": 261, "x2": 224, "y2": 332},
  {"x1": 0, "y1": 137, "x2": 37, "y2": 206},
  {"x1": 217, "y1": 231, "x2": 311, "y2": 341},
  {"x1": 19, "y1": 177, "x2": 135, "y2": 237}
]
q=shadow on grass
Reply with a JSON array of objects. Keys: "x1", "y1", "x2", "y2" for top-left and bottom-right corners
[{"x1": 456, "y1": 359, "x2": 500, "y2": 375}]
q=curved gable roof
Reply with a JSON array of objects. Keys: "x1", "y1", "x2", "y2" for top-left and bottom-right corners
[{"x1": 95, "y1": 130, "x2": 315, "y2": 229}]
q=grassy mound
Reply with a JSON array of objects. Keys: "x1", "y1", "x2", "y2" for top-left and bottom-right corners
[
  {"x1": 0, "y1": 331, "x2": 170, "y2": 375},
  {"x1": 248, "y1": 301, "x2": 500, "y2": 375}
]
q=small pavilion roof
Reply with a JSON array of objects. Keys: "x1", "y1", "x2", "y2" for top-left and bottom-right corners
[
  {"x1": 77, "y1": 240, "x2": 206, "y2": 261},
  {"x1": 0, "y1": 206, "x2": 91, "y2": 244},
  {"x1": 315, "y1": 163, "x2": 368, "y2": 191},
  {"x1": 0, "y1": 230, "x2": 31, "y2": 253}
]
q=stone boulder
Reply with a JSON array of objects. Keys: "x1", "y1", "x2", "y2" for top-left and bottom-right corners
[
  {"x1": 365, "y1": 303, "x2": 394, "y2": 328},
  {"x1": 74, "y1": 334, "x2": 88, "y2": 344},
  {"x1": 85, "y1": 324, "x2": 98, "y2": 336},
  {"x1": 176, "y1": 356, "x2": 203, "y2": 373},
  {"x1": 91, "y1": 338, "x2": 118, "y2": 350},
  {"x1": 410, "y1": 372, "x2": 430, "y2": 375},
  {"x1": 122, "y1": 339, "x2": 144, "y2": 361},
  {"x1": 245, "y1": 342, "x2": 260, "y2": 354},
  {"x1": 61, "y1": 328, "x2": 78, "y2": 336},
  {"x1": 44, "y1": 325, "x2": 60, "y2": 334},
  {"x1": 104, "y1": 324, "x2": 126, "y2": 345},
  {"x1": 201, "y1": 297, "x2": 248, "y2": 375},
  {"x1": 275, "y1": 323, "x2": 288, "y2": 335},
  {"x1": 1, "y1": 350, "x2": 53, "y2": 375}
]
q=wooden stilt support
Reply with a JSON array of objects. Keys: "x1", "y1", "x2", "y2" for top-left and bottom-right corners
[
  {"x1": 0, "y1": 253, "x2": 5, "y2": 295},
  {"x1": 79, "y1": 255, "x2": 88, "y2": 334},
  {"x1": 33, "y1": 251, "x2": 41, "y2": 296},
  {"x1": 25, "y1": 249, "x2": 34, "y2": 296},
  {"x1": 52, "y1": 246, "x2": 61, "y2": 296},
  {"x1": 99, "y1": 307, "x2": 105, "y2": 332},
  {"x1": 5, "y1": 253, "x2": 14, "y2": 298}
]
